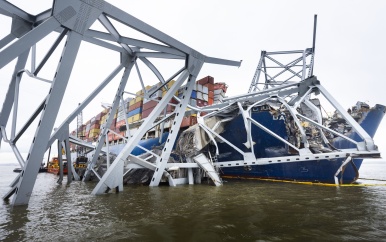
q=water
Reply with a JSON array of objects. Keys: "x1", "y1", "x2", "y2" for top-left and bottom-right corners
[{"x1": 1, "y1": 160, "x2": 386, "y2": 241}]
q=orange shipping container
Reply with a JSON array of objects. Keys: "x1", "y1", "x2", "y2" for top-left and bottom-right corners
[{"x1": 180, "y1": 116, "x2": 197, "y2": 128}]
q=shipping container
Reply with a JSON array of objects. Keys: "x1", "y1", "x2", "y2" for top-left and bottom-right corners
[
  {"x1": 143, "y1": 100, "x2": 158, "y2": 111},
  {"x1": 128, "y1": 100, "x2": 143, "y2": 112},
  {"x1": 180, "y1": 116, "x2": 197, "y2": 128},
  {"x1": 90, "y1": 123, "x2": 100, "y2": 129},
  {"x1": 197, "y1": 76, "x2": 214, "y2": 85},
  {"x1": 202, "y1": 85, "x2": 208, "y2": 94},
  {"x1": 108, "y1": 133, "x2": 114, "y2": 142},
  {"x1": 208, "y1": 90, "x2": 214, "y2": 100},
  {"x1": 141, "y1": 107, "x2": 154, "y2": 119},
  {"x1": 196, "y1": 100, "x2": 208, "y2": 107},
  {"x1": 110, "y1": 118, "x2": 117, "y2": 129},
  {"x1": 191, "y1": 90, "x2": 197, "y2": 99},
  {"x1": 196, "y1": 91, "x2": 203, "y2": 100},
  {"x1": 136, "y1": 89, "x2": 144, "y2": 96},
  {"x1": 127, "y1": 107, "x2": 142, "y2": 117},
  {"x1": 127, "y1": 113, "x2": 142, "y2": 123},
  {"x1": 129, "y1": 96, "x2": 144, "y2": 106},
  {"x1": 116, "y1": 120, "x2": 126, "y2": 128},
  {"x1": 204, "y1": 83, "x2": 214, "y2": 92},
  {"x1": 214, "y1": 89, "x2": 226, "y2": 97},
  {"x1": 203, "y1": 93, "x2": 209, "y2": 102},
  {"x1": 147, "y1": 84, "x2": 162, "y2": 101},
  {"x1": 196, "y1": 83, "x2": 203, "y2": 92},
  {"x1": 214, "y1": 95, "x2": 224, "y2": 101},
  {"x1": 214, "y1": 82, "x2": 228, "y2": 92}
]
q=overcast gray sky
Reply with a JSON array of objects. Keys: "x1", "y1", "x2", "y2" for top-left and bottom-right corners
[{"x1": 1, "y1": 0, "x2": 386, "y2": 160}]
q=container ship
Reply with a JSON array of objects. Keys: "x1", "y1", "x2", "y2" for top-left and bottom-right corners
[{"x1": 70, "y1": 74, "x2": 385, "y2": 185}]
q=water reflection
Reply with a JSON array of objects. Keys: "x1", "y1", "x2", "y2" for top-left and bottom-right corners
[{"x1": 0, "y1": 205, "x2": 29, "y2": 241}]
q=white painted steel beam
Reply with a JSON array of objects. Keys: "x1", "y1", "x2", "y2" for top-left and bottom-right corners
[
  {"x1": 0, "y1": 17, "x2": 61, "y2": 69},
  {"x1": 83, "y1": 58, "x2": 134, "y2": 182},
  {"x1": 149, "y1": 57, "x2": 204, "y2": 187},
  {"x1": 11, "y1": 31, "x2": 83, "y2": 205},
  {"x1": 316, "y1": 84, "x2": 375, "y2": 150}
]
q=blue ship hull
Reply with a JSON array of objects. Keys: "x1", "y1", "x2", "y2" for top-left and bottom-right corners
[
  {"x1": 107, "y1": 104, "x2": 384, "y2": 184},
  {"x1": 217, "y1": 104, "x2": 386, "y2": 183}
]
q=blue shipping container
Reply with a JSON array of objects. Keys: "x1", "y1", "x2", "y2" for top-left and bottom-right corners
[
  {"x1": 127, "y1": 107, "x2": 142, "y2": 117},
  {"x1": 191, "y1": 90, "x2": 197, "y2": 99}
]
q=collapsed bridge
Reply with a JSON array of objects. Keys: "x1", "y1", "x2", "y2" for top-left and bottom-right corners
[{"x1": 0, "y1": 1, "x2": 383, "y2": 207}]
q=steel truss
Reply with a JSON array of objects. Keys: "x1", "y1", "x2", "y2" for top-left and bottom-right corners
[{"x1": 0, "y1": 0, "x2": 240, "y2": 206}]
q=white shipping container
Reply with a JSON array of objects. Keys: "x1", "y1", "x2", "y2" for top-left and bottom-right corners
[
  {"x1": 203, "y1": 93, "x2": 208, "y2": 102},
  {"x1": 214, "y1": 94, "x2": 224, "y2": 101},
  {"x1": 202, "y1": 85, "x2": 208, "y2": 94},
  {"x1": 86, "y1": 123, "x2": 91, "y2": 132},
  {"x1": 147, "y1": 84, "x2": 162, "y2": 99},
  {"x1": 196, "y1": 91, "x2": 203, "y2": 100},
  {"x1": 214, "y1": 89, "x2": 225, "y2": 97},
  {"x1": 196, "y1": 83, "x2": 203, "y2": 92}
]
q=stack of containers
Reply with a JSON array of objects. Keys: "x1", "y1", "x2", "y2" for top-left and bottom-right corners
[
  {"x1": 127, "y1": 89, "x2": 144, "y2": 123},
  {"x1": 89, "y1": 116, "x2": 100, "y2": 141},
  {"x1": 142, "y1": 83, "x2": 162, "y2": 119},
  {"x1": 84, "y1": 119, "x2": 91, "y2": 141},
  {"x1": 197, "y1": 76, "x2": 215, "y2": 105},
  {"x1": 99, "y1": 108, "x2": 109, "y2": 126},
  {"x1": 213, "y1": 82, "x2": 228, "y2": 103},
  {"x1": 160, "y1": 80, "x2": 178, "y2": 115},
  {"x1": 161, "y1": 80, "x2": 177, "y2": 97}
]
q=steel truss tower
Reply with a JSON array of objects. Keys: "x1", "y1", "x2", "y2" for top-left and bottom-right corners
[{"x1": 0, "y1": 0, "x2": 241, "y2": 206}]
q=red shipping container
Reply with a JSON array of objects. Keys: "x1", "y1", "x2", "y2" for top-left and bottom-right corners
[
  {"x1": 143, "y1": 100, "x2": 158, "y2": 111},
  {"x1": 128, "y1": 100, "x2": 143, "y2": 112},
  {"x1": 170, "y1": 97, "x2": 179, "y2": 104},
  {"x1": 197, "y1": 76, "x2": 214, "y2": 85},
  {"x1": 208, "y1": 98, "x2": 214, "y2": 105},
  {"x1": 109, "y1": 118, "x2": 117, "y2": 129},
  {"x1": 116, "y1": 120, "x2": 125, "y2": 128},
  {"x1": 114, "y1": 131, "x2": 126, "y2": 140},
  {"x1": 180, "y1": 116, "x2": 197, "y2": 127},
  {"x1": 196, "y1": 100, "x2": 208, "y2": 107},
  {"x1": 108, "y1": 133, "x2": 114, "y2": 142},
  {"x1": 142, "y1": 107, "x2": 155, "y2": 119},
  {"x1": 166, "y1": 103, "x2": 175, "y2": 112}
]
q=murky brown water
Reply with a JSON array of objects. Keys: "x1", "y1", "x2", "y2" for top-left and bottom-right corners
[{"x1": 1, "y1": 160, "x2": 386, "y2": 241}]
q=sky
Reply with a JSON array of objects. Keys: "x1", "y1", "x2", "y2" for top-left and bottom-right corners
[{"x1": 1, "y1": 0, "x2": 386, "y2": 161}]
